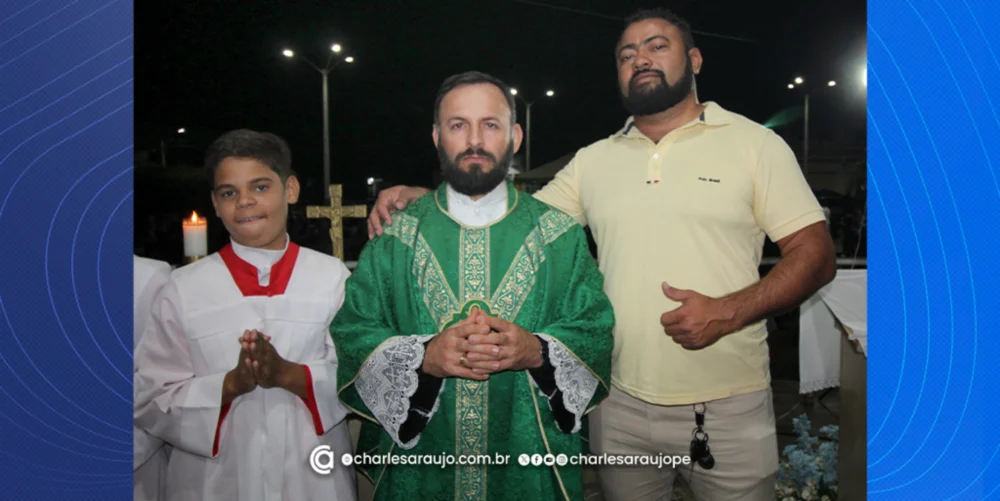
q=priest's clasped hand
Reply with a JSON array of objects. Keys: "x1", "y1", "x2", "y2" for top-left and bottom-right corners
[
  {"x1": 463, "y1": 310, "x2": 544, "y2": 374},
  {"x1": 422, "y1": 317, "x2": 493, "y2": 381},
  {"x1": 659, "y1": 282, "x2": 740, "y2": 350}
]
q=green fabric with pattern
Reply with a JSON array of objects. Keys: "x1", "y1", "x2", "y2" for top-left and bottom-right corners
[{"x1": 332, "y1": 181, "x2": 615, "y2": 501}]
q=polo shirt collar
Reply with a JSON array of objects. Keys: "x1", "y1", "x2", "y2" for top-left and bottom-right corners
[{"x1": 616, "y1": 101, "x2": 733, "y2": 139}]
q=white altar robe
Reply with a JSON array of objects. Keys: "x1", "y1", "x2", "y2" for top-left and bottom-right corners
[
  {"x1": 134, "y1": 256, "x2": 172, "y2": 501},
  {"x1": 134, "y1": 240, "x2": 357, "y2": 501}
]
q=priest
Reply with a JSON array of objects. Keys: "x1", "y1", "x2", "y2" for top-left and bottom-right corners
[{"x1": 331, "y1": 71, "x2": 615, "y2": 501}]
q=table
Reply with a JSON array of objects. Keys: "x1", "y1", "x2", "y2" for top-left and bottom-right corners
[
  {"x1": 797, "y1": 269, "x2": 867, "y2": 500},
  {"x1": 797, "y1": 269, "x2": 867, "y2": 394}
]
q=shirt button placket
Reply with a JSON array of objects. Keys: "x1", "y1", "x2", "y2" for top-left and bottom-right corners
[{"x1": 647, "y1": 150, "x2": 662, "y2": 185}]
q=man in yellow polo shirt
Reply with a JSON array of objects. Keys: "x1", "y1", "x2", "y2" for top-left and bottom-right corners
[{"x1": 365, "y1": 7, "x2": 836, "y2": 501}]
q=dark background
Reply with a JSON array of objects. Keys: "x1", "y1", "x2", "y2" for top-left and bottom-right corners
[
  {"x1": 134, "y1": 0, "x2": 867, "y2": 382},
  {"x1": 134, "y1": 0, "x2": 867, "y2": 264}
]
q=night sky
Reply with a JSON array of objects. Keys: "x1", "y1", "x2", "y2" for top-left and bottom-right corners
[{"x1": 135, "y1": 0, "x2": 867, "y2": 205}]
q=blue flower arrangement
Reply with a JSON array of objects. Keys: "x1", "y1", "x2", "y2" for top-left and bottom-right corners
[{"x1": 775, "y1": 414, "x2": 839, "y2": 500}]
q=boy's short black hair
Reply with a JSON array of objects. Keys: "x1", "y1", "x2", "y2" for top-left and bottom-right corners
[
  {"x1": 204, "y1": 129, "x2": 295, "y2": 189},
  {"x1": 433, "y1": 71, "x2": 517, "y2": 128},
  {"x1": 620, "y1": 8, "x2": 696, "y2": 52}
]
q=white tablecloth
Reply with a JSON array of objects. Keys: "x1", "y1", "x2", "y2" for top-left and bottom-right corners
[{"x1": 798, "y1": 270, "x2": 867, "y2": 394}]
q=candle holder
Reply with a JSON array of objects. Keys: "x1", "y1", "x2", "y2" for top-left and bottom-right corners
[{"x1": 184, "y1": 255, "x2": 205, "y2": 265}]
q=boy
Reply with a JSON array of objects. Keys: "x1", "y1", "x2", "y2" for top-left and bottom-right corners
[{"x1": 134, "y1": 129, "x2": 357, "y2": 501}]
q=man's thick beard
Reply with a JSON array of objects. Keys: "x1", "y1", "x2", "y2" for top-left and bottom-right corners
[
  {"x1": 438, "y1": 141, "x2": 514, "y2": 197},
  {"x1": 620, "y1": 56, "x2": 695, "y2": 117}
]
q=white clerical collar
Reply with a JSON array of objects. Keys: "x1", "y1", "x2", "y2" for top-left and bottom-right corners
[
  {"x1": 230, "y1": 233, "x2": 289, "y2": 276},
  {"x1": 446, "y1": 182, "x2": 508, "y2": 227},
  {"x1": 446, "y1": 182, "x2": 507, "y2": 210}
]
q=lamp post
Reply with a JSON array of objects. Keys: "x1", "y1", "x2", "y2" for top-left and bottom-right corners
[
  {"x1": 367, "y1": 176, "x2": 383, "y2": 200},
  {"x1": 282, "y1": 44, "x2": 355, "y2": 203},
  {"x1": 787, "y1": 66, "x2": 867, "y2": 175},
  {"x1": 160, "y1": 127, "x2": 186, "y2": 167},
  {"x1": 509, "y1": 88, "x2": 554, "y2": 171},
  {"x1": 787, "y1": 77, "x2": 837, "y2": 175}
]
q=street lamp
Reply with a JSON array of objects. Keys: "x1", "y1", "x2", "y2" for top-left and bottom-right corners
[
  {"x1": 509, "y1": 87, "x2": 555, "y2": 171},
  {"x1": 787, "y1": 76, "x2": 829, "y2": 175},
  {"x1": 281, "y1": 43, "x2": 357, "y2": 203},
  {"x1": 177, "y1": 128, "x2": 185, "y2": 134}
]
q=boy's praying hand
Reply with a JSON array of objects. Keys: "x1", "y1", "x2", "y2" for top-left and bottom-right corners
[{"x1": 238, "y1": 330, "x2": 310, "y2": 399}]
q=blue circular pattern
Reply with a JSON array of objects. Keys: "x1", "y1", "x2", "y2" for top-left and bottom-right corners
[
  {"x1": 0, "y1": 0, "x2": 133, "y2": 498},
  {"x1": 868, "y1": 0, "x2": 1000, "y2": 498}
]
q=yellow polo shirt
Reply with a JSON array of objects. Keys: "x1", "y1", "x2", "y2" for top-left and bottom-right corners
[{"x1": 533, "y1": 101, "x2": 825, "y2": 405}]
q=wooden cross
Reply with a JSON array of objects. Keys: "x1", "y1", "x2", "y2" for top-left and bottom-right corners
[{"x1": 306, "y1": 184, "x2": 368, "y2": 261}]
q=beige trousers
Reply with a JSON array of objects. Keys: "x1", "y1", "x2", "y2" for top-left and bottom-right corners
[{"x1": 589, "y1": 386, "x2": 779, "y2": 501}]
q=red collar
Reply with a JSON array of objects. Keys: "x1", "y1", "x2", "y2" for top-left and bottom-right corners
[{"x1": 218, "y1": 242, "x2": 301, "y2": 297}]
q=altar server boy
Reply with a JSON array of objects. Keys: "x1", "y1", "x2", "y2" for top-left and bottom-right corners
[{"x1": 134, "y1": 129, "x2": 357, "y2": 501}]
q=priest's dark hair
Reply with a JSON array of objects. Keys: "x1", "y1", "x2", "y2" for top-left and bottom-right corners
[
  {"x1": 433, "y1": 71, "x2": 517, "y2": 129},
  {"x1": 204, "y1": 129, "x2": 296, "y2": 189},
  {"x1": 619, "y1": 7, "x2": 696, "y2": 52}
]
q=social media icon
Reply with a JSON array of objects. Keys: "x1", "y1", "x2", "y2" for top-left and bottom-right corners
[
  {"x1": 543, "y1": 454, "x2": 555, "y2": 466},
  {"x1": 518, "y1": 454, "x2": 530, "y2": 466},
  {"x1": 556, "y1": 454, "x2": 568, "y2": 466},
  {"x1": 310, "y1": 445, "x2": 335, "y2": 475},
  {"x1": 531, "y1": 454, "x2": 543, "y2": 466},
  {"x1": 341, "y1": 453, "x2": 354, "y2": 466}
]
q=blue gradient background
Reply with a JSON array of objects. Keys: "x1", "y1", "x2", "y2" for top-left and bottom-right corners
[
  {"x1": 867, "y1": 0, "x2": 1000, "y2": 498},
  {"x1": 0, "y1": 0, "x2": 133, "y2": 499},
  {"x1": 0, "y1": 0, "x2": 997, "y2": 498}
]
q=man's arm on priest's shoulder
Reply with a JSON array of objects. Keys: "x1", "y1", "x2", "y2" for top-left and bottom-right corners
[
  {"x1": 532, "y1": 154, "x2": 586, "y2": 226},
  {"x1": 368, "y1": 185, "x2": 432, "y2": 238}
]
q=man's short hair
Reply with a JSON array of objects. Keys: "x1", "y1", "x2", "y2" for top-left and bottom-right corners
[
  {"x1": 620, "y1": 8, "x2": 696, "y2": 52},
  {"x1": 204, "y1": 129, "x2": 295, "y2": 188},
  {"x1": 433, "y1": 71, "x2": 518, "y2": 129}
]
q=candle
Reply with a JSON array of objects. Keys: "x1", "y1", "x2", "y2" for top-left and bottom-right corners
[{"x1": 182, "y1": 211, "x2": 208, "y2": 257}]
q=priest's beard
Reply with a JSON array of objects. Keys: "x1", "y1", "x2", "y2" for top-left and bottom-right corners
[
  {"x1": 438, "y1": 140, "x2": 514, "y2": 197},
  {"x1": 620, "y1": 55, "x2": 695, "y2": 117}
]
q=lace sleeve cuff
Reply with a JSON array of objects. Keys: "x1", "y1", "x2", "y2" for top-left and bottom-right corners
[
  {"x1": 355, "y1": 334, "x2": 441, "y2": 449},
  {"x1": 531, "y1": 333, "x2": 599, "y2": 434}
]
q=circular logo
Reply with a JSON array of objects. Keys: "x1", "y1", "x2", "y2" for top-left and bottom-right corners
[
  {"x1": 531, "y1": 454, "x2": 543, "y2": 466},
  {"x1": 543, "y1": 454, "x2": 555, "y2": 466},
  {"x1": 309, "y1": 445, "x2": 335, "y2": 475},
  {"x1": 556, "y1": 454, "x2": 568, "y2": 466},
  {"x1": 341, "y1": 453, "x2": 354, "y2": 466},
  {"x1": 518, "y1": 454, "x2": 530, "y2": 466}
]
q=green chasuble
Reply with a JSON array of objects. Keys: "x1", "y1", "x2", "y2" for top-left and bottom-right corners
[{"x1": 332, "y1": 180, "x2": 615, "y2": 501}]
